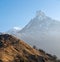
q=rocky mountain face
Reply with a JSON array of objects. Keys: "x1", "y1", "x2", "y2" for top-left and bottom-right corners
[
  {"x1": 8, "y1": 11, "x2": 60, "y2": 58},
  {"x1": 0, "y1": 34, "x2": 59, "y2": 62}
]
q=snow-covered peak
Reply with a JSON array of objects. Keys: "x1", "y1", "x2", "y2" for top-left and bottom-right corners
[
  {"x1": 20, "y1": 10, "x2": 60, "y2": 33},
  {"x1": 7, "y1": 11, "x2": 60, "y2": 58},
  {"x1": 36, "y1": 10, "x2": 45, "y2": 16}
]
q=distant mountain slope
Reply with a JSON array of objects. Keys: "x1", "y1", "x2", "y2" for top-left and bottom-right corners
[{"x1": 8, "y1": 11, "x2": 60, "y2": 58}]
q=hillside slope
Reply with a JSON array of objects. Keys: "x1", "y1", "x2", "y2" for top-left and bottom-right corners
[
  {"x1": 0, "y1": 34, "x2": 45, "y2": 62},
  {"x1": 0, "y1": 34, "x2": 59, "y2": 62}
]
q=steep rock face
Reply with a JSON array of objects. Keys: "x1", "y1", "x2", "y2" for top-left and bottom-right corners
[
  {"x1": 0, "y1": 34, "x2": 48, "y2": 62},
  {"x1": 8, "y1": 11, "x2": 60, "y2": 58}
]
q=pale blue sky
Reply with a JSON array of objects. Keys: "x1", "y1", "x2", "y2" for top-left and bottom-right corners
[{"x1": 0, "y1": 0, "x2": 60, "y2": 32}]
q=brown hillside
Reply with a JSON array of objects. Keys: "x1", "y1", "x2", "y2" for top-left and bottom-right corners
[{"x1": 0, "y1": 34, "x2": 58, "y2": 62}]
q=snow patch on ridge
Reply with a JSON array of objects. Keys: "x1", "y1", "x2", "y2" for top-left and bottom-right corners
[{"x1": 13, "y1": 27, "x2": 21, "y2": 30}]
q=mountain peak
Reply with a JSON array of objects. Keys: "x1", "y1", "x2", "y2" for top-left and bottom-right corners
[
  {"x1": 36, "y1": 10, "x2": 45, "y2": 17},
  {"x1": 36, "y1": 10, "x2": 46, "y2": 20}
]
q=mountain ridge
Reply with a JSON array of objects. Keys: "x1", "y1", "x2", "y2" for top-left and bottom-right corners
[
  {"x1": 0, "y1": 34, "x2": 43, "y2": 62},
  {"x1": 7, "y1": 11, "x2": 60, "y2": 58}
]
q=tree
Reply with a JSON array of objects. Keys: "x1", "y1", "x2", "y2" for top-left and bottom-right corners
[
  {"x1": 39, "y1": 49, "x2": 45, "y2": 54},
  {"x1": 0, "y1": 41, "x2": 4, "y2": 48},
  {"x1": 52, "y1": 55, "x2": 57, "y2": 60},
  {"x1": 33, "y1": 45, "x2": 37, "y2": 50}
]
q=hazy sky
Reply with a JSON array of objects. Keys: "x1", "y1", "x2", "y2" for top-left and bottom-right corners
[{"x1": 0, "y1": 0, "x2": 60, "y2": 32}]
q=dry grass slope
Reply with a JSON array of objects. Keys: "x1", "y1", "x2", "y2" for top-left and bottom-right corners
[{"x1": 0, "y1": 34, "x2": 59, "y2": 62}]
